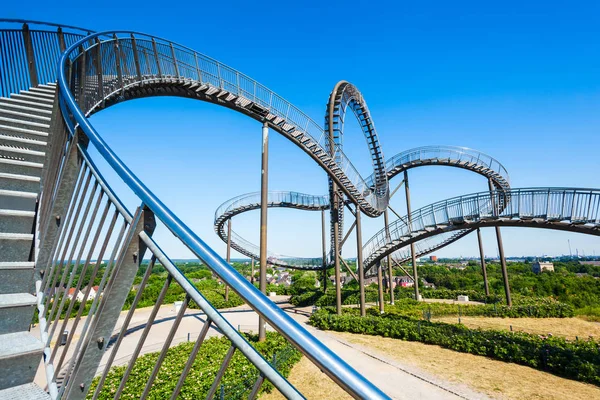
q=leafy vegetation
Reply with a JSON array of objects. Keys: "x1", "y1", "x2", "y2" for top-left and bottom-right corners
[
  {"x1": 310, "y1": 308, "x2": 600, "y2": 385},
  {"x1": 88, "y1": 332, "x2": 301, "y2": 399}
]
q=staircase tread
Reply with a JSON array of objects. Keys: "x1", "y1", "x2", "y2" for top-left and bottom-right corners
[
  {"x1": 0, "y1": 232, "x2": 34, "y2": 240},
  {"x1": 0, "y1": 293, "x2": 36, "y2": 308},
  {"x1": 0, "y1": 383, "x2": 50, "y2": 399},
  {"x1": 0, "y1": 116, "x2": 50, "y2": 129},
  {"x1": 0, "y1": 261, "x2": 35, "y2": 269},
  {"x1": 0, "y1": 108, "x2": 51, "y2": 122},
  {"x1": 0, "y1": 102, "x2": 52, "y2": 115},
  {"x1": 0, "y1": 133, "x2": 47, "y2": 146},
  {"x1": 0, "y1": 332, "x2": 43, "y2": 359},
  {"x1": 0, "y1": 145, "x2": 46, "y2": 157},
  {"x1": 0, "y1": 189, "x2": 38, "y2": 198},
  {"x1": 0, "y1": 98, "x2": 53, "y2": 109},
  {"x1": 0, "y1": 209, "x2": 35, "y2": 217},
  {"x1": 0, "y1": 124, "x2": 49, "y2": 137},
  {"x1": 0, "y1": 158, "x2": 43, "y2": 168},
  {"x1": 0, "y1": 172, "x2": 41, "y2": 182}
]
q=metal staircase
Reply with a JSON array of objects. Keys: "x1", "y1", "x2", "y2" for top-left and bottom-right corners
[{"x1": 0, "y1": 84, "x2": 56, "y2": 398}]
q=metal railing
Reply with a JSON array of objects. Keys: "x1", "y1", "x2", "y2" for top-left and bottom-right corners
[
  {"x1": 33, "y1": 29, "x2": 391, "y2": 399},
  {"x1": 214, "y1": 191, "x2": 331, "y2": 269},
  {"x1": 363, "y1": 188, "x2": 600, "y2": 267}
]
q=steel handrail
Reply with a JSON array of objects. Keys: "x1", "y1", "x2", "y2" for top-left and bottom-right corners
[{"x1": 58, "y1": 30, "x2": 389, "y2": 400}]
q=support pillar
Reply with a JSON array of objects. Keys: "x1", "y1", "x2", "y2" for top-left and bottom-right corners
[
  {"x1": 404, "y1": 171, "x2": 420, "y2": 301},
  {"x1": 321, "y1": 209, "x2": 327, "y2": 293},
  {"x1": 377, "y1": 262, "x2": 384, "y2": 314},
  {"x1": 225, "y1": 220, "x2": 231, "y2": 301},
  {"x1": 384, "y1": 210, "x2": 394, "y2": 304},
  {"x1": 259, "y1": 122, "x2": 269, "y2": 341},
  {"x1": 333, "y1": 191, "x2": 342, "y2": 315},
  {"x1": 488, "y1": 179, "x2": 511, "y2": 306},
  {"x1": 476, "y1": 228, "x2": 490, "y2": 296},
  {"x1": 355, "y1": 205, "x2": 366, "y2": 317},
  {"x1": 251, "y1": 257, "x2": 255, "y2": 284}
]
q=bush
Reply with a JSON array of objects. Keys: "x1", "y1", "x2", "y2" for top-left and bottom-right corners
[
  {"x1": 88, "y1": 332, "x2": 301, "y2": 399},
  {"x1": 289, "y1": 288, "x2": 390, "y2": 307},
  {"x1": 309, "y1": 309, "x2": 600, "y2": 386}
]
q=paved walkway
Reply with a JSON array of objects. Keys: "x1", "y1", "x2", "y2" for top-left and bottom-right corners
[{"x1": 34, "y1": 297, "x2": 490, "y2": 399}]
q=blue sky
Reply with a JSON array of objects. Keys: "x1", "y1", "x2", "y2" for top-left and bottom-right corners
[{"x1": 6, "y1": 1, "x2": 600, "y2": 259}]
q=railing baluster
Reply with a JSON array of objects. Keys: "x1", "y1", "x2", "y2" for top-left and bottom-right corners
[
  {"x1": 113, "y1": 34, "x2": 124, "y2": 95},
  {"x1": 151, "y1": 38, "x2": 162, "y2": 78},
  {"x1": 22, "y1": 23, "x2": 38, "y2": 86},
  {"x1": 205, "y1": 345, "x2": 236, "y2": 400},
  {"x1": 169, "y1": 42, "x2": 179, "y2": 78}
]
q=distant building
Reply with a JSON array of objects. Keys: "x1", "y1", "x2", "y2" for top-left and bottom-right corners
[
  {"x1": 430, "y1": 255, "x2": 438, "y2": 262},
  {"x1": 532, "y1": 261, "x2": 554, "y2": 274},
  {"x1": 394, "y1": 276, "x2": 414, "y2": 287}
]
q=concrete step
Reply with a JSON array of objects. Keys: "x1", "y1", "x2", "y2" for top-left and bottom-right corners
[
  {"x1": 0, "y1": 293, "x2": 36, "y2": 334},
  {"x1": 0, "y1": 189, "x2": 37, "y2": 211},
  {"x1": 0, "y1": 332, "x2": 43, "y2": 390},
  {"x1": 0, "y1": 158, "x2": 43, "y2": 177},
  {"x1": 10, "y1": 94, "x2": 53, "y2": 106},
  {"x1": 0, "y1": 262, "x2": 35, "y2": 294},
  {"x1": 0, "y1": 209, "x2": 35, "y2": 234},
  {"x1": 0, "y1": 173, "x2": 41, "y2": 193},
  {"x1": 0, "y1": 108, "x2": 51, "y2": 124},
  {"x1": 0, "y1": 134, "x2": 47, "y2": 153},
  {"x1": 0, "y1": 123, "x2": 49, "y2": 141},
  {"x1": 0, "y1": 383, "x2": 50, "y2": 399},
  {"x1": 0, "y1": 145, "x2": 46, "y2": 164},
  {"x1": 0, "y1": 101, "x2": 53, "y2": 117},
  {"x1": 0, "y1": 233, "x2": 33, "y2": 262}
]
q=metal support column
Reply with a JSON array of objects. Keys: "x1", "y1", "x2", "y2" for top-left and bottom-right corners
[
  {"x1": 333, "y1": 191, "x2": 342, "y2": 315},
  {"x1": 404, "y1": 171, "x2": 420, "y2": 301},
  {"x1": 321, "y1": 209, "x2": 327, "y2": 293},
  {"x1": 377, "y1": 262, "x2": 384, "y2": 314},
  {"x1": 22, "y1": 23, "x2": 38, "y2": 87},
  {"x1": 225, "y1": 220, "x2": 231, "y2": 301},
  {"x1": 355, "y1": 205, "x2": 366, "y2": 317},
  {"x1": 488, "y1": 179, "x2": 511, "y2": 306},
  {"x1": 64, "y1": 206, "x2": 156, "y2": 399},
  {"x1": 259, "y1": 121, "x2": 268, "y2": 341},
  {"x1": 251, "y1": 257, "x2": 255, "y2": 284},
  {"x1": 476, "y1": 228, "x2": 490, "y2": 296},
  {"x1": 384, "y1": 210, "x2": 394, "y2": 304}
]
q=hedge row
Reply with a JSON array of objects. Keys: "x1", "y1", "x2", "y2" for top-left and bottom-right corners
[
  {"x1": 88, "y1": 332, "x2": 301, "y2": 399},
  {"x1": 290, "y1": 289, "x2": 389, "y2": 307},
  {"x1": 310, "y1": 309, "x2": 600, "y2": 385}
]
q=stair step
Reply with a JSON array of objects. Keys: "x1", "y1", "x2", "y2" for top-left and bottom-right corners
[
  {"x1": 0, "y1": 123, "x2": 49, "y2": 140},
  {"x1": 0, "y1": 332, "x2": 43, "y2": 390},
  {"x1": 0, "y1": 262, "x2": 35, "y2": 294},
  {"x1": 28, "y1": 87, "x2": 56, "y2": 95},
  {"x1": 0, "y1": 190, "x2": 37, "y2": 211},
  {"x1": 0, "y1": 98, "x2": 52, "y2": 110},
  {"x1": 0, "y1": 116, "x2": 50, "y2": 132},
  {"x1": 0, "y1": 293, "x2": 36, "y2": 335},
  {"x1": 0, "y1": 233, "x2": 33, "y2": 262},
  {"x1": 19, "y1": 90, "x2": 54, "y2": 100},
  {"x1": 0, "y1": 108, "x2": 51, "y2": 124},
  {"x1": 0, "y1": 134, "x2": 47, "y2": 153},
  {"x1": 0, "y1": 158, "x2": 43, "y2": 177},
  {"x1": 0, "y1": 173, "x2": 41, "y2": 193},
  {"x1": 0, "y1": 101, "x2": 52, "y2": 117},
  {"x1": 11, "y1": 94, "x2": 54, "y2": 105},
  {"x1": 0, "y1": 145, "x2": 46, "y2": 164},
  {"x1": 0, "y1": 383, "x2": 50, "y2": 399},
  {"x1": 0, "y1": 209, "x2": 35, "y2": 234}
]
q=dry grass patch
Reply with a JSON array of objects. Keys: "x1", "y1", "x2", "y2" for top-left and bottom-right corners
[
  {"x1": 260, "y1": 356, "x2": 351, "y2": 400},
  {"x1": 334, "y1": 331, "x2": 600, "y2": 400},
  {"x1": 431, "y1": 316, "x2": 600, "y2": 339}
]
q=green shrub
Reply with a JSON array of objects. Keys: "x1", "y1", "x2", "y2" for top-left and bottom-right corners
[
  {"x1": 309, "y1": 309, "x2": 599, "y2": 385},
  {"x1": 88, "y1": 332, "x2": 301, "y2": 399}
]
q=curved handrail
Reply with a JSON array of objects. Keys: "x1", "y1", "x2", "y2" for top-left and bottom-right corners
[
  {"x1": 363, "y1": 187, "x2": 600, "y2": 267},
  {"x1": 0, "y1": 18, "x2": 93, "y2": 33},
  {"x1": 58, "y1": 30, "x2": 390, "y2": 400},
  {"x1": 214, "y1": 191, "x2": 330, "y2": 269}
]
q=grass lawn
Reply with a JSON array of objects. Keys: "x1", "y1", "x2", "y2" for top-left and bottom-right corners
[
  {"x1": 332, "y1": 331, "x2": 600, "y2": 400},
  {"x1": 431, "y1": 316, "x2": 600, "y2": 339}
]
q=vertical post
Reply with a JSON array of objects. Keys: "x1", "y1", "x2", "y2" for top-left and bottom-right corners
[
  {"x1": 151, "y1": 38, "x2": 162, "y2": 78},
  {"x1": 476, "y1": 228, "x2": 490, "y2": 296},
  {"x1": 77, "y1": 45, "x2": 87, "y2": 108},
  {"x1": 251, "y1": 257, "x2": 255, "y2": 284},
  {"x1": 22, "y1": 23, "x2": 38, "y2": 87},
  {"x1": 130, "y1": 34, "x2": 143, "y2": 82},
  {"x1": 333, "y1": 191, "x2": 342, "y2": 315},
  {"x1": 225, "y1": 220, "x2": 231, "y2": 301},
  {"x1": 321, "y1": 209, "x2": 327, "y2": 293},
  {"x1": 404, "y1": 171, "x2": 420, "y2": 301},
  {"x1": 64, "y1": 207, "x2": 156, "y2": 399},
  {"x1": 93, "y1": 38, "x2": 104, "y2": 105},
  {"x1": 488, "y1": 179, "x2": 511, "y2": 306},
  {"x1": 377, "y1": 262, "x2": 384, "y2": 314},
  {"x1": 384, "y1": 210, "x2": 394, "y2": 304},
  {"x1": 113, "y1": 34, "x2": 124, "y2": 95},
  {"x1": 259, "y1": 121, "x2": 268, "y2": 341},
  {"x1": 355, "y1": 205, "x2": 366, "y2": 317}
]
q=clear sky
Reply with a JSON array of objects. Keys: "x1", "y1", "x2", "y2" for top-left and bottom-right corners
[{"x1": 5, "y1": 1, "x2": 599, "y2": 259}]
